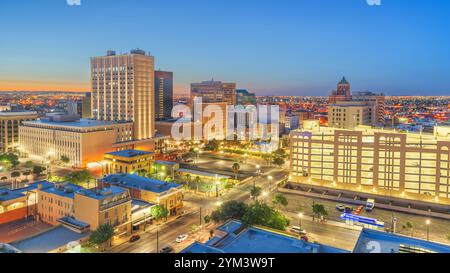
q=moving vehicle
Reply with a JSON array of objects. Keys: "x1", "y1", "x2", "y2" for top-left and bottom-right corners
[
  {"x1": 365, "y1": 198, "x2": 375, "y2": 212},
  {"x1": 176, "y1": 234, "x2": 189, "y2": 243},
  {"x1": 353, "y1": 205, "x2": 364, "y2": 215},
  {"x1": 129, "y1": 235, "x2": 141, "y2": 243},
  {"x1": 160, "y1": 246, "x2": 174, "y2": 253},
  {"x1": 290, "y1": 226, "x2": 307, "y2": 235},
  {"x1": 336, "y1": 204, "x2": 346, "y2": 211}
]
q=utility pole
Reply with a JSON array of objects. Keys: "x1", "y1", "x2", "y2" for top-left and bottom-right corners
[{"x1": 199, "y1": 207, "x2": 202, "y2": 226}]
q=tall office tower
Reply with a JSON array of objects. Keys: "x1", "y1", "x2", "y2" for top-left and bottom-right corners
[
  {"x1": 91, "y1": 49, "x2": 155, "y2": 140},
  {"x1": 82, "y1": 92, "x2": 92, "y2": 118},
  {"x1": 329, "y1": 77, "x2": 352, "y2": 103},
  {"x1": 191, "y1": 80, "x2": 236, "y2": 105},
  {"x1": 154, "y1": 70, "x2": 173, "y2": 120}
]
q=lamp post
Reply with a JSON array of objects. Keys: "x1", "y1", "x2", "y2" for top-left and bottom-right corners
[
  {"x1": 298, "y1": 213, "x2": 303, "y2": 238},
  {"x1": 426, "y1": 219, "x2": 430, "y2": 241}
]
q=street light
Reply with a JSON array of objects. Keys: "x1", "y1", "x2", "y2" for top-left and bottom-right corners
[{"x1": 426, "y1": 219, "x2": 431, "y2": 241}]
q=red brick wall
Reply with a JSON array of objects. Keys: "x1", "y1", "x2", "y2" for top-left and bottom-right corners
[{"x1": 0, "y1": 206, "x2": 28, "y2": 225}]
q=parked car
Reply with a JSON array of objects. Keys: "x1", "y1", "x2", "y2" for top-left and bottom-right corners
[
  {"x1": 344, "y1": 206, "x2": 354, "y2": 213},
  {"x1": 160, "y1": 246, "x2": 174, "y2": 253},
  {"x1": 290, "y1": 226, "x2": 307, "y2": 235},
  {"x1": 129, "y1": 235, "x2": 141, "y2": 243},
  {"x1": 176, "y1": 234, "x2": 189, "y2": 243},
  {"x1": 336, "y1": 204, "x2": 346, "y2": 211}
]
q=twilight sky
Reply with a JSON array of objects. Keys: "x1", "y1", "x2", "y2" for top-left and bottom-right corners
[{"x1": 1, "y1": 0, "x2": 450, "y2": 96}]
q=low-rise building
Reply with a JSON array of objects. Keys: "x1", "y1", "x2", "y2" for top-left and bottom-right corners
[
  {"x1": 0, "y1": 111, "x2": 38, "y2": 153},
  {"x1": 102, "y1": 174, "x2": 184, "y2": 216},
  {"x1": 104, "y1": 149, "x2": 155, "y2": 174},
  {"x1": 19, "y1": 118, "x2": 134, "y2": 168},
  {"x1": 36, "y1": 182, "x2": 83, "y2": 226},
  {"x1": 74, "y1": 186, "x2": 132, "y2": 238}
]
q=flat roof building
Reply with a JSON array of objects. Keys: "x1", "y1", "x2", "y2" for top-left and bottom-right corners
[
  {"x1": 289, "y1": 125, "x2": 450, "y2": 205},
  {"x1": 19, "y1": 118, "x2": 133, "y2": 168},
  {"x1": 182, "y1": 220, "x2": 348, "y2": 253},
  {"x1": 0, "y1": 111, "x2": 38, "y2": 153},
  {"x1": 102, "y1": 174, "x2": 184, "y2": 216},
  {"x1": 104, "y1": 149, "x2": 155, "y2": 174}
]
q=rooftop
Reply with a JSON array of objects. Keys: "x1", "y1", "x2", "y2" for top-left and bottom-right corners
[
  {"x1": 0, "y1": 189, "x2": 25, "y2": 202},
  {"x1": 182, "y1": 220, "x2": 348, "y2": 254},
  {"x1": 39, "y1": 183, "x2": 84, "y2": 199},
  {"x1": 11, "y1": 226, "x2": 89, "y2": 253},
  {"x1": 353, "y1": 229, "x2": 450, "y2": 253},
  {"x1": 102, "y1": 174, "x2": 182, "y2": 194},
  {"x1": 76, "y1": 185, "x2": 129, "y2": 200},
  {"x1": 22, "y1": 118, "x2": 127, "y2": 129},
  {"x1": 106, "y1": 149, "x2": 153, "y2": 158}
]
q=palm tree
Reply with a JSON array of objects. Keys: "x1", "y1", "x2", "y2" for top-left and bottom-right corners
[
  {"x1": 250, "y1": 186, "x2": 262, "y2": 201},
  {"x1": 232, "y1": 162, "x2": 240, "y2": 180},
  {"x1": 193, "y1": 176, "x2": 202, "y2": 193}
]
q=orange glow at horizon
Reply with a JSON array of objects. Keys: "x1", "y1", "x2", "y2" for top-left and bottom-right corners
[{"x1": 0, "y1": 80, "x2": 90, "y2": 92}]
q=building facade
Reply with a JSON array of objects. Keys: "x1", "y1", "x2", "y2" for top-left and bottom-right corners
[
  {"x1": 91, "y1": 49, "x2": 155, "y2": 140},
  {"x1": 289, "y1": 126, "x2": 450, "y2": 203},
  {"x1": 0, "y1": 111, "x2": 38, "y2": 153},
  {"x1": 102, "y1": 174, "x2": 184, "y2": 216},
  {"x1": 191, "y1": 80, "x2": 236, "y2": 105},
  {"x1": 81, "y1": 92, "x2": 92, "y2": 119},
  {"x1": 328, "y1": 77, "x2": 385, "y2": 129},
  {"x1": 154, "y1": 70, "x2": 173, "y2": 120},
  {"x1": 104, "y1": 149, "x2": 155, "y2": 174},
  {"x1": 74, "y1": 186, "x2": 132, "y2": 236},
  {"x1": 19, "y1": 119, "x2": 133, "y2": 168}
]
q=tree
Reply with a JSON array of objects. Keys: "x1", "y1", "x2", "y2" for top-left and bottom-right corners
[
  {"x1": 89, "y1": 224, "x2": 114, "y2": 247},
  {"x1": 151, "y1": 205, "x2": 169, "y2": 221},
  {"x1": 204, "y1": 139, "x2": 219, "y2": 151},
  {"x1": 242, "y1": 201, "x2": 290, "y2": 231},
  {"x1": 66, "y1": 170, "x2": 93, "y2": 185},
  {"x1": 404, "y1": 221, "x2": 414, "y2": 237},
  {"x1": 193, "y1": 176, "x2": 202, "y2": 193},
  {"x1": 312, "y1": 203, "x2": 328, "y2": 221},
  {"x1": 11, "y1": 171, "x2": 21, "y2": 181},
  {"x1": 0, "y1": 153, "x2": 20, "y2": 168},
  {"x1": 22, "y1": 171, "x2": 32, "y2": 180},
  {"x1": 272, "y1": 193, "x2": 288, "y2": 210},
  {"x1": 231, "y1": 162, "x2": 240, "y2": 180},
  {"x1": 60, "y1": 155, "x2": 70, "y2": 164},
  {"x1": 24, "y1": 161, "x2": 34, "y2": 168},
  {"x1": 204, "y1": 215, "x2": 211, "y2": 224},
  {"x1": 250, "y1": 186, "x2": 262, "y2": 201},
  {"x1": 32, "y1": 165, "x2": 46, "y2": 177},
  {"x1": 272, "y1": 157, "x2": 285, "y2": 166},
  {"x1": 210, "y1": 200, "x2": 248, "y2": 223}
]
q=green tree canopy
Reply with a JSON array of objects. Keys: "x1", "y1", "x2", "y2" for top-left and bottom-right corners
[
  {"x1": 32, "y1": 165, "x2": 46, "y2": 176},
  {"x1": 242, "y1": 201, "x2": 290, "y2": 231},
  {"x1": 60, "y1": 155, "x2": 70, "y2": 164},
  {"x1": 312, "y1": 203, "x2": 328, "y2": 220},
  {"x1": 204, "y1": 139, "x2": 220, "y2": 151},
  {"x1": 151, "y1": 205, "x2": 169, "y2": 220},
  {"x1": 0, "y1": 153, "x2": 19, "y2": 168},
  {"x1": 210, "y1": 200, "x2": 248, "y2": 223},
  {"x1": 272, "y1": 193, "x2": 289, "y2": 209},
  {"x1": 250, "y1": 186, "x2": 262, "y2": 201},
  {"x1": 231, "y1": 162, "x2": 240, "y2": 180},
  {"x1": 65, "y1": 170, "x2": 93, "y2": 185},
  {"x1": 89, "y1": 224, "x2": 114, "y2": 246}
]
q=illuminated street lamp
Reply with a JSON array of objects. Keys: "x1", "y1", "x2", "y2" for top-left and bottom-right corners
[
  {"x1": 426, "y1": 219, "x2": 431, "y2": 241},
  {"x1": 298, "y1": 212, "x2": 303, "y2": 229}
]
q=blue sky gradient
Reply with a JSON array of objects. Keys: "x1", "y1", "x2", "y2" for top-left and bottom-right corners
[{"x1": 1, "y1": 0, "x2": 449, "y2": 95}]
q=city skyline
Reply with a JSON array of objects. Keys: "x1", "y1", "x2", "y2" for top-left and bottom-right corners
[{"x1": 1, "y1": 0, "x2": 450, "y2": 96}]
